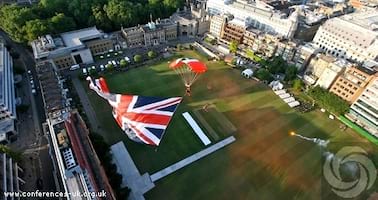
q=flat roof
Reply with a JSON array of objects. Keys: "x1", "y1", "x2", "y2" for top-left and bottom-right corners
[
  {"x1": 60, "y1": 27, "x2": 103, "y2": 48},
  {"x1": 0, "y1": 43, "x2": 4, "y2": 101}
]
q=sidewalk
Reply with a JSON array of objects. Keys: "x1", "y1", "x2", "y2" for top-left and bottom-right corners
[
  {"x1": 150, "y1": 136, "x2": 236, "y2": 182},
  {"x1": 71, "y1": 77, "x2": 107, "y2": 138},
  {"x1": 110, "y1": 142, "x2": 155, "y2": 200}
]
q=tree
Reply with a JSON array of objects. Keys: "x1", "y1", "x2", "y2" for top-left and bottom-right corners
[
  {"x1": 0, "y1": 5, "x2": 36, "y2": 42},
  {"x1": 106, "y1": 63, "x2": 114, "y2": 71},
  {"x1": 0, "y1": 145, "x2": 22, "y2": 162},
  {"x1": 308, "y1": 86, "x2": 350, "y2": 115},
  {"x1": 13, "y1": 65, "x2": 25, "y2": 74},
  {"x1": 120, "y1": 59, "x2": 127, "y2": 68},
  {"x1": 147, "y1": 50, "x2": 156, "y2": 59},
  {"x1": 134, "y1": 54, "x2": 142, "y2": 63},
  {"x1": 266, "y1": 56, "x2": 286, "y2": 74},
  {"x1": 292, "y1": 79, "x2": 303, "y2": 92},
  {"x1": 92, "y1": 5, "x2": 112, "y2": 31},
  {"x1": 17, "y1": 104, "x2": 29, "y2": 113},
  {"x1": 23, "y1": 19, "x2": 50, "y2": 42},
  {"x1": 163, "y1": 0, "x2": 183, "y2": 13},
  {"x1": 176, "y1": 44, "x2": 182, "y2": 51},
  {"x1": 89, "y1": 68, "x2": 98, "y2": 76},
  {"x1": 39, "y1": 0, "x2": 68, "y2": 15},
  {"x1": 50, "y1": 13, "x2": 76, "y2": 34},
  {"x1": 229, "y1": 40, "x2": 238, "y2": 54},
  {"x1": 255, "y1": 68, "x2": 273, "y2": 82},
  {"x1": 284, "y1": 65, "x2": 298, "y2": 81},
  {"x1": 104, "y1": 0, "x2": 134, "y2": 28},
  {"x1": 67, "y1": 0, "x2": 94, "y2": 27}
]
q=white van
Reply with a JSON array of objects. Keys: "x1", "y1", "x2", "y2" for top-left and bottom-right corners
[
  {"x1": 82, "y1": 68, "x2": 87, "y2": 75},
  {"x1": 70, "y1": 64, "x2": 80, "y2": 71}
]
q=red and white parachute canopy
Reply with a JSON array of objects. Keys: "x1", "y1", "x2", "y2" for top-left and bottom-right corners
[{"x1": 169, "y1": 58, "x2": 207, "y2": 87}]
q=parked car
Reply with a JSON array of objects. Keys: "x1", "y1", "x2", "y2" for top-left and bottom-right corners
[
  {"x1": 124, "y1": 56, "x2": 130, "y2": 62},
  {"x1": 107, "y1": 54, "x2": 111, "y2": 58},
  {"x1": 112, "y1": 60, "x2": 117, "y2": 66},
  {"x1": 69, "y1": 64, "x2": 80, "y2": 71},
  {"x1": 82, "y1": 68, "x2": 87, "y2": 75},
  {"x1": 30, "y1": 80, "x2": 35, "y2": 89},
  {"x1": 109, "y1": 49, "x2": 114, "y2": 53},
  {"x1": 31, "y1": 89, "x2": 36, "y2": 95},
  {"x1": 91, "y1": 65, "x2": 96, "y2": 71},
  {"x1": 100, "y1": 65, "x2": 105, "y2": 71},
  {"x1": 27, "y1": 70, "x2": 32, "y2": 75}
]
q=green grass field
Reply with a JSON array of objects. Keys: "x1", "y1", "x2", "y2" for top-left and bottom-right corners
[{"x1": 83, "y1": 50, "x2": 378, "y2": 200}]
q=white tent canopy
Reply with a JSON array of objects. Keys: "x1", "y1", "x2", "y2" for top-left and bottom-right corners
[
  {"x1": 269, "y1": 80, "x2": 284, "y2": 91},
  {"x1": 274, "y1": 89, "x2": 286, "y2": 95},
  {"x1": 279, "y1": 93, "x2": 291, "y2": 99},
  {"x1": 288, "y1": 101, "x2": 300, "y2": 108},
  {"x1": 283, "y1": 97, "x2": 296, "y2": 103},
  {"x1": 241, "y1": 69, "x2": 253, "y2": 78}
]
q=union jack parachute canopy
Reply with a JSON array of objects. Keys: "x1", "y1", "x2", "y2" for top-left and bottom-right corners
[{"x1": 87, "y1": 77, "x2": 182, "y2": 146}]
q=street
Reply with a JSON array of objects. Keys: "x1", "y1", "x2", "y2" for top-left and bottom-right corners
[{"x1": 0, "y1": 29, "x2": 56, "y2": 193}]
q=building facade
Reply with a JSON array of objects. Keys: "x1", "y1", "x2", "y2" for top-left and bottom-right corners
[
  {"x1": 347, "y1": 76, "x2": 378, "y2": 137},
  {"x1": 315, "y1": 59, "x2": 349, "y2": 89},
  {"x1": 207, "y1": 0, "x2": 299, "y2": 38},
  {"x1": 209, "y1": 14, "x2": 233, "y2": 39},
  {"x1": 329, "y1": 66, "x2": 376, "y2": 103},
  {"x1": 292, "y1": 43, "x2": 320, "y2": 71},
  {"x1": 0, "y1": 40, "x2": 17, "y2": 144},
  {"x1": 171, "y1": 1, "x2": 210, "y2": 36},
  {"x1": 275, "y1": 40, "x2": 298, "y2": 62},
  {"x1": 31, "y1": 27, "x2": 113, "y2": 71},
  {"x1": 0, "y1": 153, "x2": 25, "y2": 199},
  {"x1": 221, "y1": 20, "x2": 247, "y2": 44},
  {"x1": 121, "y1": 19, "x2": 178, "y2": 48},
  {"x1": 312, "y1": 9, "x2": 378, "y2": 63},
  {"x1": 37, "y1": 61, "x2": 115, "y2": 199}
]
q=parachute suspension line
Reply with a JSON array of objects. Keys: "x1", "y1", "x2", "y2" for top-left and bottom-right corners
[
  {"x1": 189, "y1": 73, "x2": 199, "y2": 87},
  {"x1": 184, "y1": 64, "x2": 192, "y2": 87},
  {"x1": 176, "y1": 67, "x2": 187, "y2": 86}
]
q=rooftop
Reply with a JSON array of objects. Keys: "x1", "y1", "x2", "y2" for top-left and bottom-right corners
[
  {"x1": 60, "y1": 27, "x2": 103, "y2": 48},
  {"x1": 338, "y1": 8, "x2": 378, "y2": 32},
  {"x1": 31, "y1": 27, "x2": 105, "y2": 59}
]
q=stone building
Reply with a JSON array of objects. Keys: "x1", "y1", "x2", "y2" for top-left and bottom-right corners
[
  {"x1": 31, "y1": 27, "x2": 113, "y2": 71},
  {"x1": 329, "y1": 66, "x2": 376, "y2": 103},
  {"x1": 121, "y1": 18, "x2": 178, "y2": 48}
]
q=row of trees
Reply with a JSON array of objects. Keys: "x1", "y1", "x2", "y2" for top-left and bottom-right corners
[
  {"x1": 88, "y1": 50, "x2": 157, "y2": 76},
  {"x1": 89, "y1": 133, "x2": 130, "y2": 199},
  {"x1": 245, "y1": 52, "x2": 298, "y2": 82},
  {"x1": 0, "y1": 0, "x2": 183, "y2": 42},
  {"x1": 308, "y1": 86, "x2": 350, "y2": 115}
]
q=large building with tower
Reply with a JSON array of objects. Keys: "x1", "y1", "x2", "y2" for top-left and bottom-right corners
[
  {"x1": 329, "y1": 66, "x2": 377, "y2": 103},
  {"x1": 1, "y1": 153, "x2": 25, "y2": 199},
  {"x1": 0, "y1": 39, "x2": 17, "y2": 144},
  {"x1": 312, "y1": 9, "x2": 378, "y2": 63},
  {"x1": 206, "y1": 0, "x2": 299, "y2": 38},
  {"x1": 121, "y1": 18, "x2": 178, "y2": 48},
  {"x1": 31, "y1": 27, "x2": 113, "y2": 71},
  {"x1": 347, "y1": 75, "x2": 378, "y2": 137}
]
